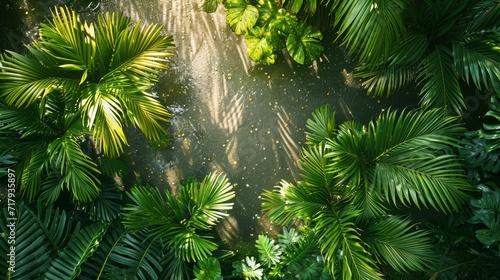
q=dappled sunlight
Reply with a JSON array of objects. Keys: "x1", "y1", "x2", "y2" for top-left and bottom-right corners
[
  {"x1": 276, "y1": 106, "x2": 300, "y2": 178},
  {"x1": 164, "y1": 163, "x2": 183, "y2": 194},
  {"x1": 215, "y1": 214, "x2": 241, "y2": 248}
]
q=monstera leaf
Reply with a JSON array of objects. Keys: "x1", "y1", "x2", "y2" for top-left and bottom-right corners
[
  {"x1": 245, "y1": 27, "x2": 277, "y2": 64},
  {"x1": 469, "y1": 185, "x2": 500, "y2": 247},
  {"x1": 286, "y1": 22, "x2": 323, "y2": 64},
  {"x1": 225, "y1": 0, "x2": 259, "y2": 35}
]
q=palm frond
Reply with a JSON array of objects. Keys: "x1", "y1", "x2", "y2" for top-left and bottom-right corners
[
  {"x1": 363, "y1": 216, "x2": 436, "y2": 273},
  {"x1": 121, "y1": 184, "x2": 175, "y2": 232},
  {"x1": 0, "y1": 50, "x2": 79, "y2": 108},
  {"x1": 44, "y1": 135, "x2": 100, "y2": 203},
  {"x1": 459, "y1": 1, "x2": 500, "y2": 35},
  {"x1": 169, "y1": 229, "x2": 218, "y2": 263},
  {"x1": 119, "y1": 91, "x2": 171, "y2": 142},
  {"x1": 299, "y1": 144, "x2": 336, "y2": 197},
  {"x1": 305, "y1": 104, "x2": 336, "y2": 145},
  {"x1": 326, "y1": 120, "x2": 368, "y2": 189},
  {"x1": 355, "y1": 62, "x2": 416, "y2": 98},
  {"x1": 44, "y1": 223, "x2": 107, "y2": 280},
  {"x1": 39, "y1": 6, "x2": 96, "y2": 78},
  {"x1": 0, "y1": 201, "x2": 81, "y2": 279},
  {"x1": 105, "y1": 18, "x2": 175, "y2": 82},
  {"x1": 332, "y1": 0, "x2": 407, "y2": 65},
  {"x1": 105, "y1": 230, "x2": 165, "y2": 279},
  {"x1": 75, "y1": 177, "x2": 123, "y2": 223},
  {"x1": 452, "y1": 34, "x2": 500, "y2": 94},
  {"x1": 315, "y1": 207, "x2": 382, "y2": 279},
  {"x1": 417, "y1": 44, "x2": 464, "y2": 115},
  {"x1": 262, "y1": 180, "x2": 326, "y2": 225},
  {"x1": 186, "y1": 172, "x2": 235, "y2": 230},
  {"x1": 94, "y1": 12, "x2": 131, "y2": 77},
  {"x1": 367, "y1": 108, "x2": 472, "y2": 212}
]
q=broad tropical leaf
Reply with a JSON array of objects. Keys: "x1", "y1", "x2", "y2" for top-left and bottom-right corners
[
  {"x1": 226, "y1": 2, "x2": 259, "y2": 35},
  {"x1": 484, "y1": 95, "x2": 500, "y2": 152},
  {"x1": 286, "y1": 22, "x2": 323, "y2": 64},
  {"x1": 469, "y1": 185, "x2": 500, "y2": 247},
  {"x1": 245, "y1": 26, "x2": 277, "y2": 65}
]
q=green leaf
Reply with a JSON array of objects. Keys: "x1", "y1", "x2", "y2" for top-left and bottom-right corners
[
  {"x1": 417, "y1": 45, "x2": 464, "y2": 115},
  {"x1": 44, "y1": 223, "x2": 107, "y2": 280},
  {"x1": 286, "y1": 23, "x2": 323, "y2": 64},
  {"x1": 193, "y1": 257, "x2": 222, "y2": 280},
  {"x1": 245, "y1": 26, "x2": 277, "y2": 64},
  {"x1": 232, "y1": 256, "x2": 264, "y2": 280},
  {"x1": 469, "y1": 186, "x2": 500, "y2": 247},
  {"x1": 364, "y1": 216, "x2": 436, "y2": 273},
  {"x1": 256, "y1": 235, "x2": 282, "y2": 267},
  {"x1": 305, "y1": 104, "x2": 336, "y2": 145},
  {"x1": 226, "y1": 4, "x2": 259, "y2": 35}
]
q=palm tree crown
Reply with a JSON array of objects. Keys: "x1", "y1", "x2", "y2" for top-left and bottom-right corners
[
  {"x1": 263, "y1": 105, "x2": 475, "y2": 279},
  {"x1": 0, "y1": 6, "x2": 175, "y2": 202}
]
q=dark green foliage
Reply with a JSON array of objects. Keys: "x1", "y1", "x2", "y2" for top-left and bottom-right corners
[
  {"x1": 231, "y1": 227, "x2": 329, "y2": 280},
  {"x1": 0, "y1": 201, "x2": 106, "y2": 279},
  {"x1": 122, "y1": 173, "x2": 235, "y2": 263},
  {"x1": 203, "y1": 0, "x2": 323, "y2": 65},
  {"x1": 262, "y1": 105, "x2": 473, "y2": 278}
]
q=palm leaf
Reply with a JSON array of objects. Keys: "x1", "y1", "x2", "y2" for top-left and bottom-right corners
[
  {"x1": 417, "y1": 44, "x2": 464, "y2": 115},
  {"x1": 104, "y1": 230, "x2": 164, "y2": 279},
  {"x1": 331, "y1": 0, "x2": 407, "y2": 65},
  {"x1": 38, "y1": 6, "x2": 96, "y2": 81},
  {"x1": 305, "y1": 104, "x2": 336, "y2": 145},
  {"x1": 363, "y1": 216, "x2": 436, "y2": 273},
  {"x1": 0, "y1": 201, "x2": 81, "y2": 279},
  {"x1": 459, "y1": 1, "x2": 500, "y2": 35},
  {"x1": 0, "y1": 50, "x2": 79, "y2": 108},
  {"x1": 326, "y1": 120, "x2": 368, "y2": 189},
  {"x1": 368, "y1": 108, "x2": 472, "y2": 212},
  {"x1": 75, "y1": 177, "x2": 123, "y2": 223},
  {"x1": 169, "y1": 229, "x2": 218, "y2": 263},
  {"x1": 299, "y1": 144, "x2": 336, "y2": 198},
  {"x1": 315, "y1": 207, "x2": 382, "y2": 279},
  {"x1": 262, "y1": 180, "x2": 326, "y2": 225},
  {"x1": 44, "y1": 223, "x2": 107, "y2": 280},
  {"x1": 187, "y1": 172, "x2": 235, "y2": 230},
  {"x1": 452, "y1": 34, "x2": 500, "y2": 94},
  {"x1": 355, "y1": 62, "x2": 416, "y2": 98}
]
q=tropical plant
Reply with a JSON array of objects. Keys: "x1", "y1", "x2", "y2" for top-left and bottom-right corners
[
  {"x1": 0, "y1": 201, "x2": 107, "y2": 279},
  {"x1": 204, "y1": 0, "x2": 324, "y2": 65},
  {"x1": 262, "y1": 105, "x2": 474, "y2": 279},
  {"x1": 0, "y1": 6, "x2": 175, "y2": 203},
  {"x1": 231, "y1": 227, "x2": 329, "y2": 280},
  {"x1": 333, "y1": 0, "x2": 500, "y2": 115},
  {"x1": 121, "y1": 172, "x2": 235, "y2": 267}
]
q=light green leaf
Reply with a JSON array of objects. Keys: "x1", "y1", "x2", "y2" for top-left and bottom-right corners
[
  {"x1": 226, "y1": 4, "x2": 259, "y2": 35},
  {"x1": 286, "y1": 23, "x2": 323, "y2": 64}
]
